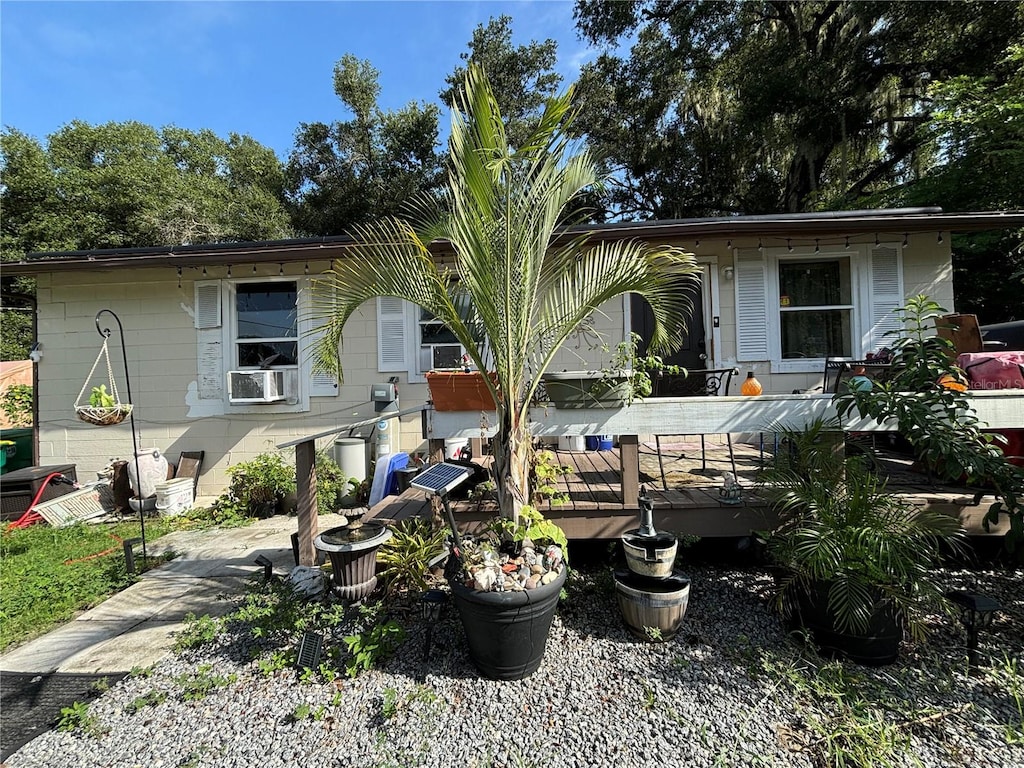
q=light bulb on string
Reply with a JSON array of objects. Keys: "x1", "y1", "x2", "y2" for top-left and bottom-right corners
[
  {"x1": 202, "y1": 265, "x2": 207, "y2": 276},
  {"x1": 757, "y1": 238, "x2": 763, "y2": 251},
  {"x1": 902, "y1": 233, "x2": 909, "y2": 247},
  {"x1": 279, "y1": 263, "x2": 284, "y2": 276},
  {"x1": 786, "y1": 238, "x2": 793, "y2": 252},
  {"x1": 227, "y1": 264, "x2": 232, "y2": 277},
  {"x1": 814, "y1": 239, "x2": 820, "y2": 254},
  {"x1": 845, "y1": 236, "x2": 850, "y2": 249},
  {"x1": 874, "y1": 233, "x2": 880, "y2": 247},
  {"x1": 253, "y1": 264, "x2": 257, "y2": 274},
  {"x1": 304, "y1": 262, "x2": 309, "y2": 275},
  {"x1": 937, "y1": 232, "x2": 944, "y2": 244},
  {"x1": 176, "y1": 266, "x2": 182, "y2": 288}
]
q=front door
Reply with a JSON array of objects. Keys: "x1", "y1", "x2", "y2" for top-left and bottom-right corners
[{"x1": 631, "y1": 279, "x2": 706, "y2": 393}]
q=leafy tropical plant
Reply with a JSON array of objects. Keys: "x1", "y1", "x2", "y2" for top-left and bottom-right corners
[
  {"x1": 310, "y1": 64, "x2": 699, "y2": 527},
  {"x1": 761, "y1": 418, "x2": 965, "y2": 642},
  {"x1": 377, "y1": 517, "x2": 449, "y2": 597},
  {"x1": 833, "y1": 295, "x2": 1024, "y2": 549},
  {"x1": 314, "y1": 450, "x2": 348, "y2": 514}
]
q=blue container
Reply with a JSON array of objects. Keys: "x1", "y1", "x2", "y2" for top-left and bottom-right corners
[
  {"x1": 598, "y1": 435, "x2": 614, "y2": 451},
  {"x1": 585, "y1": 436, "x2": 600, "y2": 451}
]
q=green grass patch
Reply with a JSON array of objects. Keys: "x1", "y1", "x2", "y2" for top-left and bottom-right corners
[{"x1": 0, "y1": 518, "x2": 176, "y2": 651}]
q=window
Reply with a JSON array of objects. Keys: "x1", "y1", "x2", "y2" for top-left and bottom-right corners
[
  {"x1": 193, "y1": 277, "x2": 337, "y2": 413},
  {"x1": 235, "y1": 281, "x2": 298, "y2": 368},
  {"x1": 734, "y1": 244, "x2": 903, "y2": 372},
  {"x1": 778, "y1": 258, "x2": 853, "y2": 359},
  {"x1": 418, "y1": 309, "x2": 464, "y2": 371}
]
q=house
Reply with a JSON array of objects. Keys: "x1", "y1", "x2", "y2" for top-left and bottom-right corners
[{"x1": 6, "y1": 207, "x2": 1024, "y2": 499}]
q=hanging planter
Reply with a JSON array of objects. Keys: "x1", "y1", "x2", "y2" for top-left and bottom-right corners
[{"x1": 74, "y1": 338, "x2": 133, "y2": 427}]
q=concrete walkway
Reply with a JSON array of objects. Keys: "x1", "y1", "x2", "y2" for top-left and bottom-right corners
[{"x1": 0, "y1": 513, "x2": 349, "y2": 675}]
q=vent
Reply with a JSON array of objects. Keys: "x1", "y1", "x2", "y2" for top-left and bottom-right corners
[{"x1": 227, "y1": 370, "x2": 287, "y2": 404}]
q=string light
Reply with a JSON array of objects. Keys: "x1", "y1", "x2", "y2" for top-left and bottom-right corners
[
  {"x1": 874, "y1": 233, "x2": 880, "y2": 247},
  {"x1": 845, "y1": 236, "x2": 850, "y2": 249},
  {"x1": 757, "y1": 238, "x2": 763, "y2": 251},
  {"x1": 937, "y1": 232, "x2": 944, "y2": 244},
  {"x1": 695, "y1": 239, "x2": 700, "y2": 248},
  {"x1": 253, "y1": 264, "x2": 257, "y2": 273},
  {"x1": 786, "y1": 238, "x2": 793, "y2": 252},
  {"x1": 902, "y1": 233, "x2": 909, "y2": 247},
  {"x1": 304, "y1": 262, "x2": 309, "y2": 275},
  {"x1": 202, "y1": 265, "x2": 207, "y2": 276},
  {"x1": 279, "y1": 263, "x2": 284, "y2": 276},
  {"x1": 814, "y1": 238, "x2": 820, "y2": 254},
  {"x1": 726, "y1": 240, "x2": 732, "y2": 249},
  {"x1": 227, "y1": 264, "x2": 232, "y2": 277}
]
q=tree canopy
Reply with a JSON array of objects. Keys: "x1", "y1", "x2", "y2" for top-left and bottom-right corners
[
  {"x1": 285, "y1": 54, "x2": 443, "y2": 237},
  {"x1": 573, "y1": 0, "x2": 1024, "y2": 219}
]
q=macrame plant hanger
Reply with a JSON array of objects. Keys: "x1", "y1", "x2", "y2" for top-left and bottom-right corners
[{"x1": 73, "y1": 309, "x2": 147, "y2": 561}]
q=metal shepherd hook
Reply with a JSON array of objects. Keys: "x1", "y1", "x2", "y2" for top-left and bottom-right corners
[{"x1": 95, "y1": 309, "x2": 147, "y2": 562}]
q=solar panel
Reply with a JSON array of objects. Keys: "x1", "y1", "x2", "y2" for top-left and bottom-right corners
[{"x1": 410, "y1": 462, "x2": 474, "y2": 496}]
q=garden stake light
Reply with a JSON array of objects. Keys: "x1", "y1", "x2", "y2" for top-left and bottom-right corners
[
  {"x1": 254, "y1": 554, "x2": 274, "y2": 582},
  {"x1": 420, "y1": 589, "x2": 447, "y2": 662},
  {"x1": 946, "y1": 590, "x2": 1001, "y2": 673}
]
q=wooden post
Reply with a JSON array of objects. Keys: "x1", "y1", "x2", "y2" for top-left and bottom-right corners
[
  {"x1": 619, "y1": 434, "x2": 640, "y2": 506},
  {"x1": 295, "y1": 439, "x2": 319, "y2": 566}
]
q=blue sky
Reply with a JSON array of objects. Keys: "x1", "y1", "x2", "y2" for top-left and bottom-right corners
[{"x1": 1, "y1": 0, "x2": 596, "y2": 159}]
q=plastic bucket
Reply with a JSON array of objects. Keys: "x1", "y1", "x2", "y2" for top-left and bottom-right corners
[
  {"x1": 598, "y1": 435, "x2": 614, "y2": 451},
  {"x1": 585, "y1": 436, "x2": 600, "y2": 451},
  {"x1": 155, "y1": 477, "x2": 194, "y2": 516},
  {"x1": 557, "y1": 436, "x2": 585, "y2": 452},
  {"x1": 445, "y1": 437, "x2": 470, "y2": 459},
  {"x1": 333, "y1": 437, "x2": 368, "y2": 483}
]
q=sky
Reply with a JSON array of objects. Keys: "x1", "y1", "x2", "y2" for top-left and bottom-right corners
[{"x1": 0, "y1": 0, "x2": 597, "y2": 159}]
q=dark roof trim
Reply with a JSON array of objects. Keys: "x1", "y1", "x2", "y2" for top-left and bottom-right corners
[{"x1": 6, "y1": 208, "x2": 1023, "y2": 276}]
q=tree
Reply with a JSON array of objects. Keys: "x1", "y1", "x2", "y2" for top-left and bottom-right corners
[
  {"x1": 311, "y1": 65, "x2": 700, "y2": 522},
  {"x1": 285, "y1": 54, "x2": 442, "y2": 236},
  {"x1": 1, "y1": 121, "x2": 291, "y2": 358},
  {"x1": 439, "y1": 16, "x2": 564, "y2": 152},
  {"x1": 572, "y1": 0, "x2": 1024, "y2": 218}
]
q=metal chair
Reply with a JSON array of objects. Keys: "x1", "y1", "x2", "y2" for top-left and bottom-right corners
[
  {"x1": 824, "y1": 357, "x2": 893, "y2": 393},
  {"x1": 653, "y1": 368, "x2": 739, "y2": 489}
]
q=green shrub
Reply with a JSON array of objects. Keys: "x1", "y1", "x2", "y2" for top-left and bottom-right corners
[{"x1": 0, "y1": 383, "x2": 32, "y2": 427}]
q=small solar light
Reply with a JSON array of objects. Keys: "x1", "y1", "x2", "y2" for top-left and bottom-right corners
[
  {"x1": 295, "y1": 631, "x2": 324, "y2": 670},
  {"x1": 123, "y1": 537, "x2": 143, "y2": 575},
  {"x1": 254, "y1": 554, "x2": 274, "y2": 581},
  {"x1": 945, "y1": 590, "x2": 1001, "y2": 672},
  {"x1": 420, "y1": 589, "x2": 447, "y2": 661}
]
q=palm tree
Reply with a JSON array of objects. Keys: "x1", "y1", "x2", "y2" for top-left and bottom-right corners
[{"x1": 311, "y1": 65, "x2": 700, "y2": 523}]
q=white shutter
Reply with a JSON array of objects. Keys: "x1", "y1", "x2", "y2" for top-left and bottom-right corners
[
  {"x1": 194, "y1": 281, "x2": 224, "y2": 399},
  {"x1": 306, "y1": 321, "x2": 339, "y2": 398},
  {"x1": 377, "y1": 297, "x2": 408, "y2": 371},
  {"x1": 867, "y1": 245, "x2": 904, "y2": 352},
  {"x1": 194, "y1": 282, "x2": 221, "y2": 329},
  {"x1": 735, "y1": 249, "x2": 770, "y2": 361},
  {"x1": 299, "y1": 282, "x2": 339, "y2": 398}
]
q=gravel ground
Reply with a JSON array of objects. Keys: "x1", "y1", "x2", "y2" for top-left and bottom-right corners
[{"x1": 6, "y1": 559, "x2": 1023, "y2": 768}]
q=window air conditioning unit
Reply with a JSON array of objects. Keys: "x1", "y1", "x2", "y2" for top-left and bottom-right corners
[
  {"x1": 419, "y1": 344, "x2": 464, "y2": 371},
  {"x1": 227, "y1": 370, "x2": 287, "y2": 404}
]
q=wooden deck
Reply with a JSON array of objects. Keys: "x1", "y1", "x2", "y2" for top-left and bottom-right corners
[{"x1": 366, "y1": 444, "x2": 1010, "y2": 539}]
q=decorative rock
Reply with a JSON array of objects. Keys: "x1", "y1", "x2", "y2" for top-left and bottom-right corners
[
  {"x1": 530, "y1": 564, "x2": 544, "y2": 575},
  {"x1": 525, "y1": 575, "x2": 540, "y2": 589},
  {"x1": 540, "y1": 569, "x2": 559, "y2": 586},
  {"x1": 544, "y1": 545, "x2": 563, "y2": 569},
  {"x1": 473, "y1": 568, "x2": 497, "y2": 592}
]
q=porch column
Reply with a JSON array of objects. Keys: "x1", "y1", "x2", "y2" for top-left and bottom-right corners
[
  {"x1": 295, "y1": 439, "x2": 319, "y2": 566},
  {"x1": 619, "y1": 434, "x2": 640, "y2": 505}
]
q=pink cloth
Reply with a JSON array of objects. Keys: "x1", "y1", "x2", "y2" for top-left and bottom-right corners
[{"x1": 957, "y1": 352, "x2": 1024, "y2": 390}]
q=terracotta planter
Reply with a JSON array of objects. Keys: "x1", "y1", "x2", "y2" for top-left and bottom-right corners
[{"x1": 426, "y1": 371, "x2": 498, "y2": 411}]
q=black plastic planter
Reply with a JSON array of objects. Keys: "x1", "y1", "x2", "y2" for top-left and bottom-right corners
[
  {"x1": 795, "y1": 586, "x2": 902, "y2": 666},
  {"x1": 450, "y1": 566, "x2": 567, "y2": 680}
]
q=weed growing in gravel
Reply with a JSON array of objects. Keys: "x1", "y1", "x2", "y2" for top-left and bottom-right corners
[
  {"x1": 124, "y1": 690, "x2": 168, "y2": 714},
  {"x1": 128, "y1": 664, "x2": 155, "y2": 678},
  {"x1": 993, "y1": 655, "x2": 1024, "y2": 745},
  {"x1": 343, "y1": 620, "x2": 406, "y2": 677},
  {"x1": 174, "y1": 664, "x2": 238, "y2": 700},
  {"x1": 56, "y1": 700, "x2": 105, "y2": 736},
  {"x1": 173, "y1": 612, "x2": 221, "y2": 651}
]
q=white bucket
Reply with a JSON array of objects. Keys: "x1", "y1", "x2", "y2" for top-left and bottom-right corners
[
  {"x1": 155, "y1": 477, "x2": 194, "y2": 516},
  {"x1": 444, "y1": 438, "x2": 470, "y2": 459},
  {"x1": 557, "y1": 435, "x2": 585, "y2": 452}
]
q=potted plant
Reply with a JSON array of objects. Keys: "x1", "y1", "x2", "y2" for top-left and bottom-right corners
[
  {"x1": 224, "y1": 451, "x2": 297, "y2": 518},
  {"x1": 425, "y1": 358, "x2": 499, "y2": 411},
  {"x1": 311, "y1": 65, "x2": 699, "y2": 678},
  {"x1": 541, "y1": 333, "x2": 677, "y2": 408},
  {"x1": 760, "y1": 418, "x2": 965, "y2": 665}
]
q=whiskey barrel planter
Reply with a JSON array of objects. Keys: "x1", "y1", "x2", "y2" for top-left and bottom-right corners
[
  {"x1": 613, "y1": 569, "x2": 691, "y2": 641},
  {"x1": 450, "y1": 566, "x2": 567, "y2": 680}
]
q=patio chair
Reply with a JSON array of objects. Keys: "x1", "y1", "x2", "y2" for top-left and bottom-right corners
[
  {"x1": 653, "y1": 368, "x2": 739, "y2": 489},
  {"x1": 824, "y1": 357, "x2": 893, "y2": 393}
]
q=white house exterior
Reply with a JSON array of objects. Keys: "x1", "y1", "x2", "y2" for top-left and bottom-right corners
[{"x1": 8, "y1": 208, "x2": 1022, "y2": 497}]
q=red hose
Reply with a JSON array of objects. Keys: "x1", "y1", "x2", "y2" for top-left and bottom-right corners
[{"x1": 8, "y1": 472, "x2": 69, "y2": 529}]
